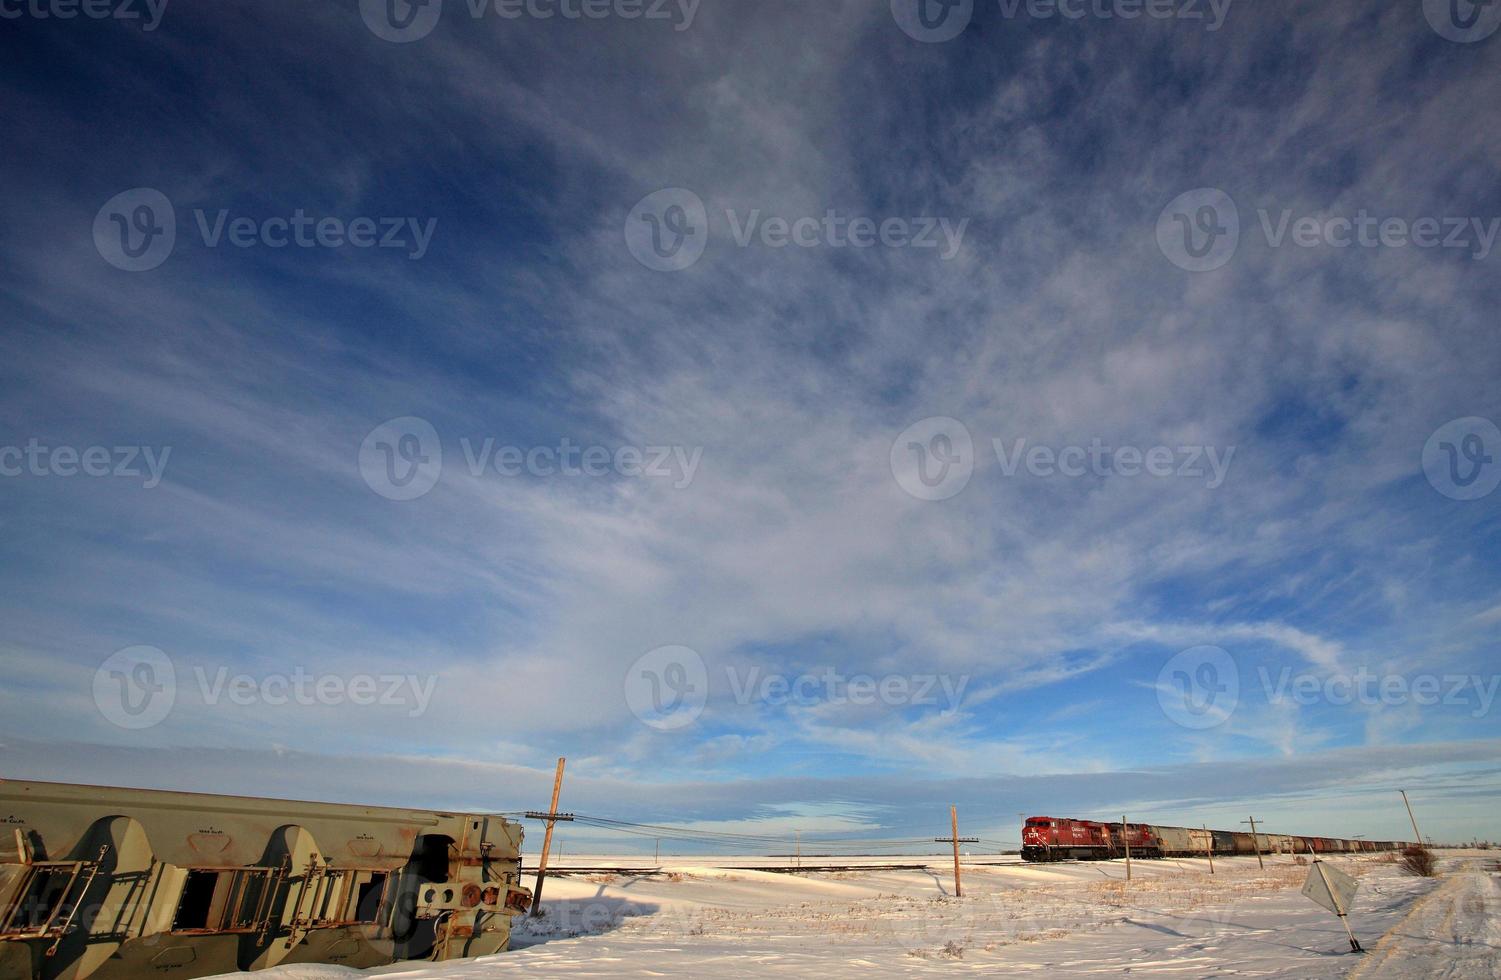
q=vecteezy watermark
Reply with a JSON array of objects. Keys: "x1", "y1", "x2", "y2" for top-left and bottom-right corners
[
  {"x1": 360, "y1": 0, "x2": 701, "y2": 43},
  {"x1": 1423, "y1": 417, "x2": 1500, "y2": 500},
  {"x1": 993, "y1": 437, "x2": 1235, "y2": 487},
  {"x1": 1259, "y1": 667, "x2": 1501, "y2": 718},
  {"x1": 460, "y1": 437, "x2": 703, "y2": 487},
  {"x1": 359, "y1": 417, "x2": 444, "y2": 501},
  {"x1": 624, "y1": 188, "x2": 709, "y2": 272},
  {"x1": 358, "y1": 416, "x2": 703, "y2": 500},
  {"x1": 891, "y1": 417, "x2": 975, "y2": 501},
  {"x1": 624, "y1": 188, "x2": 970, "y2": 271},
  {"x1": 724, "y1": 666, "x2": 971, "y2": 710},
  {"x1": 1423, "y1": 0, "x2": 1501, "y2": 43},
  {"x1": 890, "y1": 417, "x2": 1236, "y2": 500},
  {"x1": 1156, "y1": 188, "x2": 1240, "y2": 272},
  {"x1": 190, "y1": 209, "x2": 438, "y2": 259},
  {"x1": 1156, "y1": 645, "x2": 1239, "y2": 729},
  {"x1": 1155, "y1": 646, "x2": 1501, "y2": 727},
  {"x1": 725, "y1": 210, "x2": 968, "y2": 259},
  {"x1": 93, "y1": 189, "x2": 176, "y2": 272},
  {"x1": 995, "y1": 0, "x2": 1235, "y2": 30},
  {"x1": 1157, "y1": 187, "x2": 1501, "y2": 271},
  {"x1": 625, "y1": 645, "x2": 709, "y2": 731},
  {"x1": 192, "y1": 665, "x2": 436, "y2": 717},
  {"x1": 1257, "y1": 209, "x2": 1500, "y2": 260},
  {"x1": 0, "y1": 0, "x2": 167, "y2": 30},
  {"x1": 891, "y1": 0, "x2": 1232, "y2": 42},
  {"x1": 92, "y1": 646, "x2": 439, "y2": 728},
  {"x1": 93, "y1": 646, "x2": 176, "y2": 730},
  {"x1": 94, "y1": 188, "x2": 438, "y2": 271},
  {"x1": 890, "y1": 0, "x2": 973, "y2": 43},
  {"x1": 0, "y1": 439, "x2": 171, "y2": 488},
  {"x1": 624, "y1": 645, "x2": 971, "y2": 731}
]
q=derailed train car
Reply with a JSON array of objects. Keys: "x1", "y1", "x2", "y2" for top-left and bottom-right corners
[
  {"x1": 0, "y1": 780, "x2": 532, "y2": 980},
  {"x1": 1021, "y1": 815, "x2": 1406, "y2": 862}
]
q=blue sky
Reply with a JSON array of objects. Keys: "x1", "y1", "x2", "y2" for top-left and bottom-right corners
[{"x1": 2, "y1": 0, "x2": 1500, "y2": 853}]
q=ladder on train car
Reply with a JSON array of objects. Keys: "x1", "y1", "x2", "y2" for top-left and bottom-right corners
[{"x1": 0, "y1": 844, "x2": 110, "y2": 957}]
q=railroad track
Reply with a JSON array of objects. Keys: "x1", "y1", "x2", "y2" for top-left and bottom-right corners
[{"x1": 530, "y1": 863, "x2": 943, "y2": 875}]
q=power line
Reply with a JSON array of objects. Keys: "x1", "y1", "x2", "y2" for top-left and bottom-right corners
[{"x1": 554, "y1": 813, "x2": 1012, "y2": 854}]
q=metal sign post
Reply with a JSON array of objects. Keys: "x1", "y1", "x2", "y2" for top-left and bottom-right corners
[{"x1": 1300, "y1": 843, "x2": 1362, "y2": 953}]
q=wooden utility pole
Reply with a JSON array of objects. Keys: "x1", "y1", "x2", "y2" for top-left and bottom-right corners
[
  {"x1": 1242, "y1": 817, "x2": 1264, "y2": 869},
  {"x1": 951, "y1": 807, "x2": 961, "y2": 896},
  {"x1": 525, "y1": 757, "x2": 572, "y2": 916},
  {"x1": 1400, "y1": 790, "x2": 1423, "y2": 846},
  {"x1": 934, "y1": 806, "x2": 978, "y2": 898},
  {"x1": 795, "y1": 831, "x2": 801, "y2": 869},
  {"x1": 1203, "y1": 824, "x2": 1215, "y2": 874},
  {"x1": 1122, "y1": 816, "x2": 1132, "y2": 881}
]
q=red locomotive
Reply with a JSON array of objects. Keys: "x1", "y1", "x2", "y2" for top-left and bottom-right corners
[
  {"x1": 1020, "y1": 817, "x2": 1153, "y2": 861},
  {"x1": 1020, "y1": 816, "x2": 1406, "y2": 862}
]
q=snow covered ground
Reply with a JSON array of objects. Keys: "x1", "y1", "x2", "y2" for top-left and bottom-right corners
[{"x1": 242, "y1": 851, "x2": 1498, "y2": 978}]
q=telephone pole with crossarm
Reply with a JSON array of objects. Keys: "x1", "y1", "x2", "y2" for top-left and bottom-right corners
[
  {"x1": 934, "y1": 806, "x2": 979, "y2": 897},
  {"x1": 524, "y1": 757, "x2": 573, "y2": 916}
]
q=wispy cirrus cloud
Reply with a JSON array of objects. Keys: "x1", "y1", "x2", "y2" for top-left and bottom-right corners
[{"x1": 0, "y1": 0, "x2": 1498, "y2": 842}]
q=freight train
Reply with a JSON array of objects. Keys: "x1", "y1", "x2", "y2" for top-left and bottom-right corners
[
  {"x1": 0, "y1": 780, "x2": 533, "y2": 980},
  {"x1": 1020, "y1": 816, "x2": 1407, "y2": 862}
]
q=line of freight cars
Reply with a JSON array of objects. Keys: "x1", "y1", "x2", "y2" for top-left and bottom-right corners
[{"x1": 1020, "y1": 816, "x2": 1408, "y2": 862}]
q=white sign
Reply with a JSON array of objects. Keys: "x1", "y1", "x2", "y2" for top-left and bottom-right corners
[{"x1": 1302, "y1": 860, "x2": 1358, "y2": 915}]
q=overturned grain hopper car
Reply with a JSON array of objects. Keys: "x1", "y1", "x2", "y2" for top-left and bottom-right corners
[{"x1": 0, "y1": 780, "x2": 532, "y2": 980}]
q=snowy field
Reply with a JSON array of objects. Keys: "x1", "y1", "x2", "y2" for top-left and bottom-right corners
[{"x1": 245, "y1": 851, "x2": 1499, "y2": 978}]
